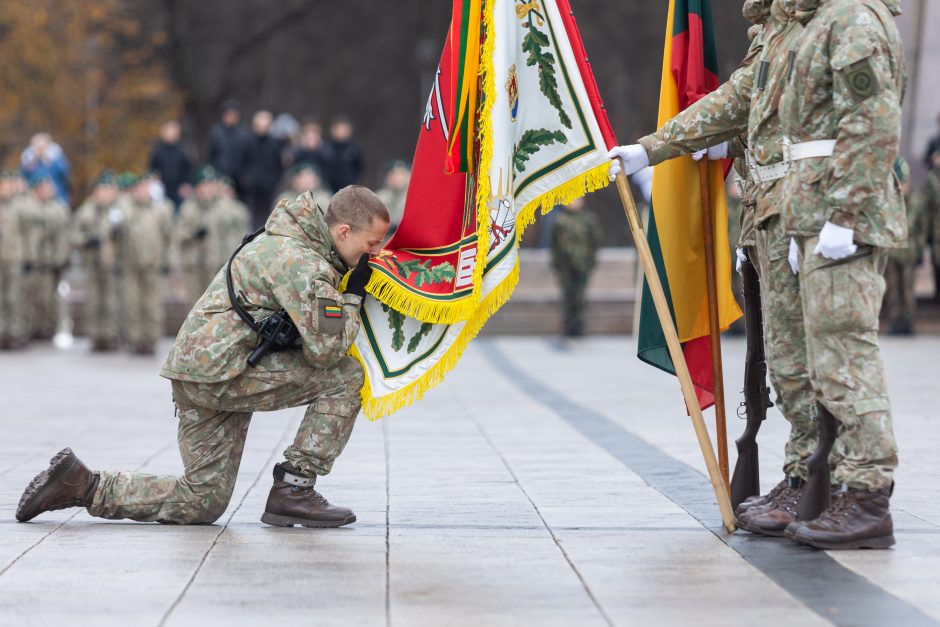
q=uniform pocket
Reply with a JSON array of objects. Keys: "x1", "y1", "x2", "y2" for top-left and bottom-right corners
[
  {"x1": 854, "y1": 397, "x2": 890, "y2": 416},
  {"x1": 310, "y1": 281, "x2": 345, "y2": 336}
]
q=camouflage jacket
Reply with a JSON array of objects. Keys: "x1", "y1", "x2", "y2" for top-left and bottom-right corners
[
  {"x1": 30, "y1": 198, "x2": 71, "y2": 269},
  {"x1": 550, "y1": 209, "x2": 602, "y2": 273},
  {"x1": 73, "y1": 199, "x2": 120, "y2": 270},
  {"x1": 161, "y1": 191, "x2": 362, "y2": 383},
  {"x1": 778, "y1": 0, "x2": 906, "y2": 247},
  {"x1": 118, "y1": 198, "x2": 173, "y2": 269}
]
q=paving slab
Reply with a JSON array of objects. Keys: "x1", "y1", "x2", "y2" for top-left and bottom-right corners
[{"x1": 2, "y1": 336, "x2": 940, "y2": 626}]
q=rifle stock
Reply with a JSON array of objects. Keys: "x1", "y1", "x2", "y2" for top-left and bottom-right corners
[
  {"x1": 798, "y1": 403, "x2": 838, "y2": 521},
  {"x1": 729, "y1": 256, "x2": 773, "y2": 508}
]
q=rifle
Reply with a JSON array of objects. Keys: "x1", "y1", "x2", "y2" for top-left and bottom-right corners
[
  {"x1": 729, "y1": 253, "x2": 773, "y2": 509},
  {"x1": 798, "y1": 403, "x2": 838, "y2": 521}
]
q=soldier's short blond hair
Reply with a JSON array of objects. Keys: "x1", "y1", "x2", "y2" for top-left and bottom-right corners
[{"x1": 326, "y1": 185, "x2": 391, "y2": 231}]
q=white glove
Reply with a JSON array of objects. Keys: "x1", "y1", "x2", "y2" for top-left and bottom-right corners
[
  {"x1": 608, "y1": 144, "x2": 650, "y2": 179},
  {"x1": 631, "y1": 166, "x2": 654, "y2": 203},
  {"x1": 788, "y1": 237, "x2": 800, "y2": 274},
  {"x1": 813, "y1": 221, "x2": 857, "y2": 260},
  {"x1": 735, "y1": 248, "x2": 747, "y2": 274},
  {"x1": 691, "y1": 141, "x2": 729, "y2": 161}
]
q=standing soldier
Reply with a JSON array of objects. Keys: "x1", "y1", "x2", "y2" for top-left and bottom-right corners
[
  {"x1": 611, "y1": 0, "x2": 830, "y2": 536},
  {"x1": 0, "y1": 172, "x2": 31, "y2": 350},
  {"x1": 882, "y1": 158, "x2": 921, "y2": 334},
  {"x1": 924, "y1": 150, "x2": 940, "y2": 300},
  {"x1": 776, "y1": 0, "x2": 905, "y2": 549},
  {"x1": 17, "y1": 187, "x2": 390, "y2": 528},
  {"x1": 30, "y1": 176, "x2": 71, "y2": 340},
  {"x1": 73, "y1": 171, "x2": 123, "y2": 352},
  {"x1": 278, "y1": 164, "x2": 332, "y2": 215},
  {"x1": 177, "y1": 166, "x2": 221, "y2": 305},
  {"x1": 119, "y1": 175, "x2": 173, "y2": 355},
  {"x1": 549, "y1": 197, "x2": 602, "y2": 337},
  {"x1": 209, "y1": 178, "x2": 252, "y2": 277}
]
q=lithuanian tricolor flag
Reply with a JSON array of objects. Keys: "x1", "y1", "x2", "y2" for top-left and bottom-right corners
[{"x1": 637, "y1": 0, "x2": 742, "y2": 410}]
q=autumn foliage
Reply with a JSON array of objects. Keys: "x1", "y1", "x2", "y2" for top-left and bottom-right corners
[{"x1": 0, "y1": 0, "x2": 181, "y2": 199}]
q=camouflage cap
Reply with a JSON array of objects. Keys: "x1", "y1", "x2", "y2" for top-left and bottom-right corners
[
  {"x1": 193, "y1": 165, "x2": 218, "y2": 185},
  {"x1": 94, "y1": 169, "x2": 119, "y2": 188},
  {"x1": 118, "y1": 172, "x2": 140, "y2": 190}
]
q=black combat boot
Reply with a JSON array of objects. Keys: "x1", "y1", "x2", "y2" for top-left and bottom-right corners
[
  {"x1": 785, "y1": 488, "x2": 895, "y2": 549},
  {"x1": 261, "y1": 463, "x2": 356, "y2": 528},
  {"x1": 16, "y1": 448, "x2": 100, "y2": 522},
  {"x1": 739, "y1": 477, "x2": 805, "y2": 536}
]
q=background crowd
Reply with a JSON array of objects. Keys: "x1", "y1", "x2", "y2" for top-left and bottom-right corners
[{"x1": 2, "y1": 106, "x2": 940, "y2": 351}]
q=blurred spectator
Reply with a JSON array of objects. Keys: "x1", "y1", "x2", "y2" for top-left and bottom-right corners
[
  {"x1": 149, "y1": 120, "x2": 192, "y2": 209},
  {"x1": 325, "y1": 114, "x2": 363, "y2": 192},
  {"x1": 924, "y1": 113, "x2": 940, "y2": 169},
  {"x1": 209, "y1": 100, "x2": 249, "y2": 193},
  {"x1": 277, "y1": 163, "x2": 332, "y2": 210},
  {"x1": 271, "y1": 113, "x2": 300, "y2": 143},
  {"x1": 291, "y1": 119, "x2": 331, "y2": 185},
  {"x1": 924, "y1": 150, "x2": 940, "y2": 301},
  {"x1": 550, "y1": 197, "x2": 601, "y2": 337},
  {"x1": 20, "y1": 133, "x2": 71, "y2": 204},
  {"x1": 242, "y1": 110, "x2": 286, "y2": 229},
  {"x1": 375, "y1": 160, "x2": 410, "y2": 237}
]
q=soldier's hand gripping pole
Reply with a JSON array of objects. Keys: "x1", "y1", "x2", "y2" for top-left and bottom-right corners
[
  {"x1": 798, "y1": 402, "x2": 839, "y2": 521},
  {"x1": 613, "y1": 171, "x2": 736, "y2": 532},
  {"x1": 730, "y1": 253, "x2": 773, "y2": 508}
]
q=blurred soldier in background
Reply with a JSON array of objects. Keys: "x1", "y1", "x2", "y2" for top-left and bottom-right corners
[
  {"x1": 29, "y1": 176, "x2": 71, "y2": 341},
  {"x1": 73, "y1": 171, "x2": 123, "y2": 352},
  {"x1": 0, "y1": 172, "x2": 31, "y2": 350},
  {"x1": 550, "y1": 197, "x2": 601, "y2": 337},
  {"x1": 376, "y1": 160, "x2": 411, "y2": 238},
  {"x1": 119, "y1": 175, "x2": 173, "y2": 355},
  {"x1": 177, "y1": 166, "x2": 221, "y2": 306},
  {"x1": 210, "y1": 178, "x2": 252, "y2": 279},
  {"x1": 883, "y1": 158, "x2": 921, "y2": 335},
  {"x1": 278, "y1": 163, "x2": 332, "y2": 212},
  {"x1": 924, "y1": 150, "x2": 940, "y2": 301}
]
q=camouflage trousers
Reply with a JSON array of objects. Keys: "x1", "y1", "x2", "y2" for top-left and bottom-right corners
[
  {"x1": 0, "y1": 262, "x2": 28, "y2": 342},
  {"x1": 32, "y1": 269, "x2": 58, "y2": 339},
  {"x1": 882, "y1": 259, "x2": 916, "y2": 332},
  {"x1": 797, "y1": 236, "x2": 898, "y2": 491},
  {"x1": 122, "y1": 267, "x2": 163, "y2": 348},
  {"x1": 84, "y1": 264, "x2": 119, "y2": 342},
  {"x1": 752, "y1": 218, "x2": 817, "y2": 480},
  {"x1": 556, "y1": 267, "x2": 590, "y2": 334},
  {"x1": 87, "y1": 354, "x2": 364, "y2": 524}
]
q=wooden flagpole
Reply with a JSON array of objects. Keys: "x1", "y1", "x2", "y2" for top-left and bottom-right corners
[
  {"x1": 614, "y1": 171, "x2": 735, "y2": 532},
  {"x1": 697, "y1": 160, "x2": 730, "y2": 491}
]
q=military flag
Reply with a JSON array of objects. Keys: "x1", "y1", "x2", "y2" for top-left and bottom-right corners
[
  {"x1": 349, "y1": 0, "x2": 614, "y2": 418},
  {"x1": 636, "y1": 0, "x2": 742, "y2": 410}
]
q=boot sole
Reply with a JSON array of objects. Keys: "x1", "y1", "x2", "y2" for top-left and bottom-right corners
[
  {"x1": 260, "y1": 512, "x2": 356, "y2": 528},
  {"x1": 16, "y1": 448, "x2": 76, "y2": 522},
  {"x1": 786, "y1": 529, "x2": 896, "y2": 550}
]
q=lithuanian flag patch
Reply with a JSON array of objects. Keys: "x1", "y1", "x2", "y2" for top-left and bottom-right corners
[{"x1": 323, "y1": 305, "x2": 343, "y2": 319}]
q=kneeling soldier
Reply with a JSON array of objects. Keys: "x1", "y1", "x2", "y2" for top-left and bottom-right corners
[{"x1": 16, "y1": 186, "x2": 389, "y2": 528}]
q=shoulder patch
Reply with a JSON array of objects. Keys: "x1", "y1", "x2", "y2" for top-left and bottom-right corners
[{"x1": 844, "y1": 57, "x2": 879, "y2": 101}]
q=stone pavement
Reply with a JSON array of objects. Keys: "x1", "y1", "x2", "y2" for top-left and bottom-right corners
[{"x1": 1, "y1": 336, "x2": 939, "y2": 627}]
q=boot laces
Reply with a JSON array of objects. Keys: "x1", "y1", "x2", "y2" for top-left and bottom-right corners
[
  {"x1": 819, "y1": 492, "x2": 859, "y2": 523},
  {"x1": 291, "y1": 485, "x2": 328, "y2": 505}
]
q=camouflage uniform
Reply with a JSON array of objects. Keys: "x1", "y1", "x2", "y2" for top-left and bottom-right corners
[
  {"x1": 779, "y1": 0, "x2": 905, "y2": 492},
  {"x1": 550, "y1": 207, "x2": 602, "y2": 336},
  {"x1": 924, "y1": 169, "x2": 940, "y2": 297},
  {"x1": 176, "y1": 196, "x2": 219, "y2": 306},
  {"x1": 29, "y1": 196, "x2": 71, "y2": 339},
  {"x1": 88, "y1": 192, "x2": 364, "y2": 523},
  {"x1": 637, "y1": 0, "x2": 819, "y2": 479},
  {"x1": 882, "y1": 159, "x2": 920, "y2": 333},
  {"x1": 118, "y1": 196, "x2": 173, "y2": 351},
  {"x1": 73, "y1": 197, "x2": 121, "y2": 346},
  {"x1": 0, "y1": 185, "x2": 30, "y2": 347}
]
